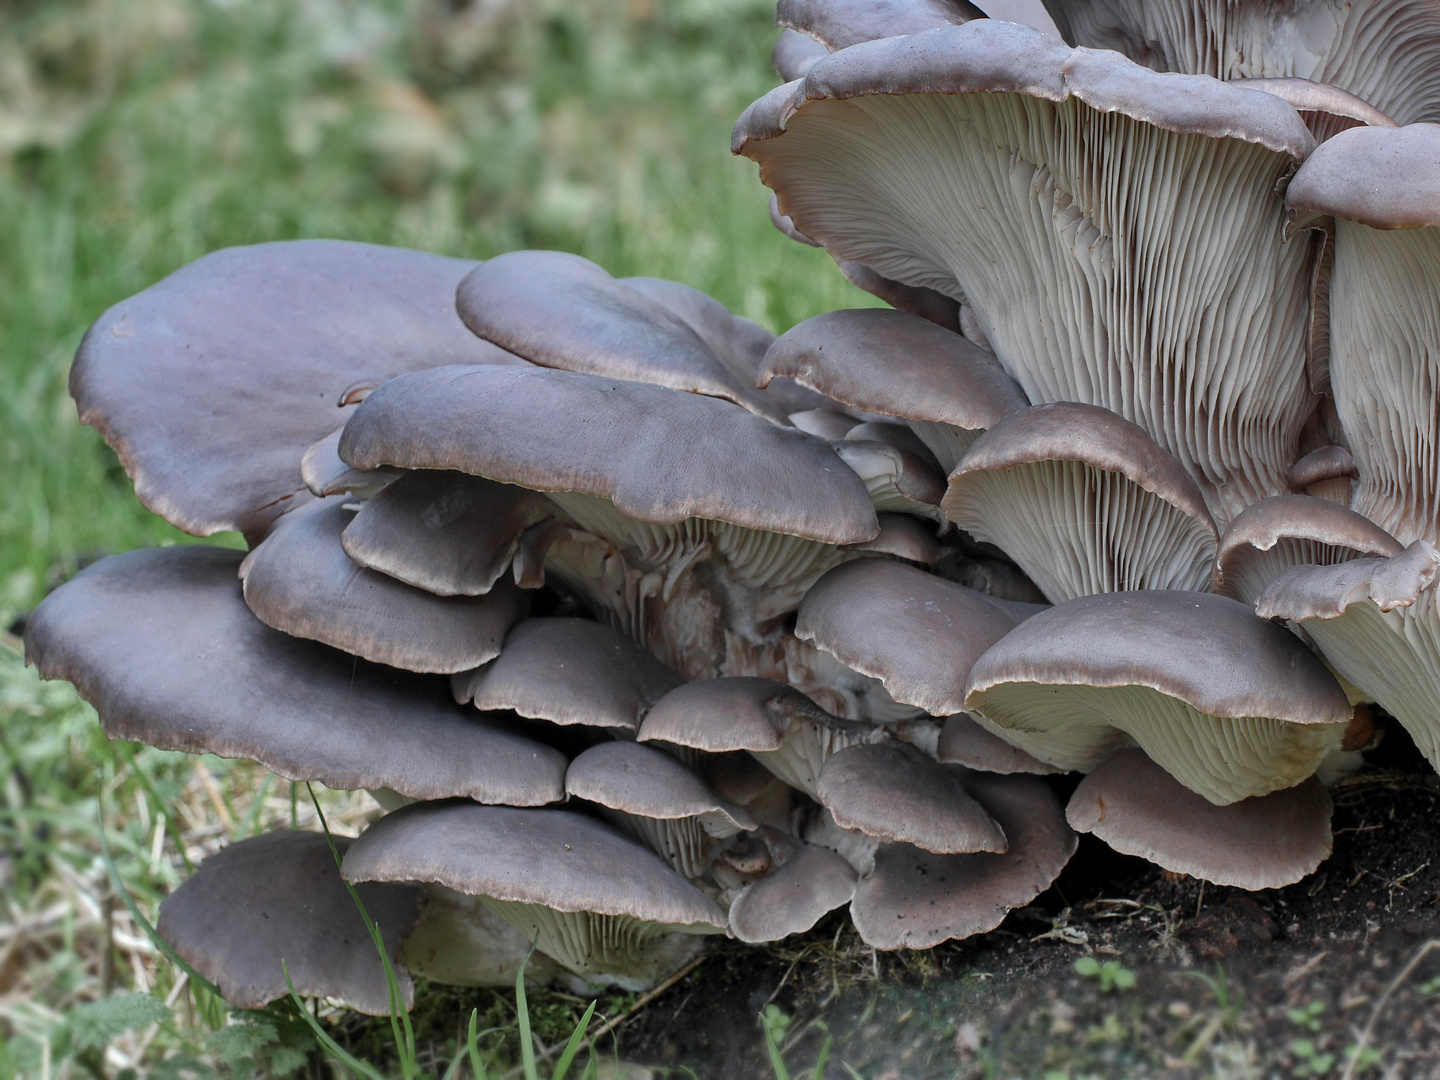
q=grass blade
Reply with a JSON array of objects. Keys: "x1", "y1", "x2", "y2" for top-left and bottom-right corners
[
  {"x1": 811, "y1": 1035, "x2": 831, "y2": 1080},
  {"x1": 841, "y1": 1063, "x2": 866, "y2": 1080},
  {"x1": 551, "y1": 999, "x2": 597, "y2": 1080},
  {"x1": 283, "y1": 962, "x2": 388, "y2": 1080},
  {"x1": 516, "y1": 943, "x2": 538, "y2": 1080},
  {"x1": 467, "y1": 1009, "x2": 491, "y2": 1080}
]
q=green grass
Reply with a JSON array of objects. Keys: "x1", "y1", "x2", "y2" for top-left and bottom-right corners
[{"x1": 0, "y1": 0, "x2": 878, "y2": 616}]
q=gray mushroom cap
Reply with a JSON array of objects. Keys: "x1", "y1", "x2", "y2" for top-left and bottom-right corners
[
  {"x1": 817, "y1": 742, "x2": 1007, "y2": 854},
  {"x1": 1288, "y1": 445, "x2": 1358, "y2": 504},
  {"x1": 637, "y1": 676, "x2": 853, "y2": 752},
  {"x1": 338, "y1": 365, "x2": 878, "y2": 545},
  {"x1": 936, "y1": 713, "x2": 1061, "y2": 775},
  {"x1": 300, "y1": 428, "x2": 402, "y2": 500},
  {"x1": 340, "y1": 471, "x2": 556, "y2": 597},
  {"x1": 772, "y1": 28, "x2": 830, "y2": 83},
  {"x1": 1211, "y1": 494, "x2": 1403, "y2": 604},
  {"x1": 1067, "y1": 749, "x2": 1334, "y2": 889},
  {"x1": 849, "y1": 770, "x2": 1076, "y2": 950},
  {"x1": 455, "y1": 251, "x2": 786, "y2": 422},
  {"x1": 342, "y1": 802, "x2": 727, "y2": 931},
  {"x1": 1287, "y1": 123, "x2": 1440, "y2": 231},
  {"x1": 24, "y1": 546, "x2": 566, "y2": 804},
  {"x1": 1231, "y1": 76, "x2": 1398, "y2": 142},
  {"x1": 69, "y1": 240, "x2": 525, "y2": 539},
  {"x1": 776, "y1": 0, "x2": 984, "y2": 51},
  {"x1": 728, "y1": 843, "x2": 858, "y2": 943},
  {"x1": 240, "y1": 500, "x2": 529, "y2": 674},
  {"x1": 453, "y1": 618, "x2": 683, "y2": 731},
  {"x1": 156, "y1": 830, "x2": 420, "y2": 1015},
  {"x1": 844, "y1": 513, "x2": 944, "y2": 565},
  {"x1": 565, "y1": 741, "x2": 755, "y2": 831},
  {"x1": 796, "y1": 559, "x2": 1029, "y2": 717}
]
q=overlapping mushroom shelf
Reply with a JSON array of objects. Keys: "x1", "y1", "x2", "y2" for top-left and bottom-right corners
[{"x1": 24, "y1": 0, "x2": 1440, "y2": 1011}]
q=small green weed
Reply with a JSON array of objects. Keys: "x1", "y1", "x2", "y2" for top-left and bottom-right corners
[
  {"x1": 1073, "y1": 956, "x2": 1136, "y2": 993},
  {"x1": 1287, "y1": 999, "x2": 1326, "y2": 1032},
  {"x1": 1291, "y1": 1037, "x2": 1336, "y2": 1076}
]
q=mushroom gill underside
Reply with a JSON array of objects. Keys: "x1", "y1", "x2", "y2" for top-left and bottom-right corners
[{"x1": 23, "y1": 4, "x2": 1440, "y2": 1009}]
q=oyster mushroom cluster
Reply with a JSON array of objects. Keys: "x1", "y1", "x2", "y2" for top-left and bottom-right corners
[{"x1": 23, "y1": 0, "x2": 1440, "y2": 1010}]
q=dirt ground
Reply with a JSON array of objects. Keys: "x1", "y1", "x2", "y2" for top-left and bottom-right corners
[{"x1": 616, "y1": 716, "x2": 1440, "y2": 1079}]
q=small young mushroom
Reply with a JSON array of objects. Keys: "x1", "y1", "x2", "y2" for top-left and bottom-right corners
[
  {"x1": 1067, "y1": 748, "x2": 1334, "y2": 889},
  {"x1": 240, "y1": 500, "x2": 529, "y2": 674},
  {"x1": 300, "y1": 427, "x2": 402, "y2": 501},
  {"x1": 341, "y1": 803, "x2": 728, "y2": 990},
  {"x1": 1287, "y1": 445, "x2": 1359, "y2": 507},
  {"x1": 453, "y1": 618, "x2": 683, "y2": 733},
  {"x1": 935, "y1": 713, "x2": 1062, "y2": 775},
  {"x1": 156, "y1": 830, "x2": 420, "y2": 1015},
  {"x1": 727, "y1": 839, "x2": 858, "y2": 943},
  {"x1": 564, "y1": 741, "x2": 756, "y2": 880},
  {"x1": 24, "y1": 546, "x2": 567, "y2": 805},
  {"x1": 964, "y1": 590, "x2": 1355, "y2": 803},
  {"x1": 1211, "y1": 494, "x2": 1403, "y2": 606},
  {"x1": 943, "y1": 401, "x2": 1219, "y2": 602}
]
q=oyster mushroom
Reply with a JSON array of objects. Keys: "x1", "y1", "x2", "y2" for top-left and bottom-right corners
[{"x1": 728, "y1": 837, "x2": 858, "y2": 943}]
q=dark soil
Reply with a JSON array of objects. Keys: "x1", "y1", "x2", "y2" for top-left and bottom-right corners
[{"x1": 613, "y1": 715, "x2": 1440, "y2": 1079}]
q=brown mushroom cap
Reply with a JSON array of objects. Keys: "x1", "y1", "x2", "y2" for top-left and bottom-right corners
[
  {"x1": 1287, "y1": 445, "x2": 1358, "y2": 506},
  {"x1": 795, "y1": 559, "x2": 1028, "y2": 717},
  {"x1": 1040, "y1": 0, "x2": 1440, "y2": 126},
  {"x1": 1256, "y1": 541, "x2": 1440, "y2": 771},
  {"x1": 342, "y1": 802, "x2": 727, "y2": 986},
  {"x1": 776, "y1": 0, "x2": 983, "y2": 51},
  {"x1": 455, "y1": 251, "x2": 786, "y2": 422},
  {"x1": 1211, "y1": 494, "x2": 1403, "y2": 604},
  {"x1": 734, "y1": 20, "x2": 1316, "y2": 525},
  {"x1": 944, "y1": 401, "x2": 1218, "y2": 602},
  {"x1": 1231, "y1": 77, "x2": 1398, "y2": 142},
  {"x1": 340, "y1": 471, "x2": 556, "y2": 597},
  {"x1": 844, "y1": 513, "x2": 944, "y2": 564},
  {"x1": 338, "y1": 365, "x2": 878, "y2": 545},
  {"x1": 772, "y1": 28, "x2": 831, "y2": 83},
  {"x1": 69, "y1": 241, "x2": 525, "y2": 539},
  {"x1": 728, "y1": 843, "x2": 858, "y2": 943},
  {"x1": 817, "y1": 742, "x2": 1007, "y2": 854},
  {"x1": 454, "y1": 618, "x2": 683, "y2": 731},
  {"x1": 1067, "y1": 748, "x2": 1334, "y2": 889},
  {"x1": 849, "y1": 770, "x2": 1075, "y2": 950},
  {"x1": 964, "y1": 590, "x2": 1353, "y2": 802},
  {"x1": 24, "y1": 546, "x2": 566, "y2": 804},
  {"x1": 240, "y1": 500, "x2": 528, "y2": 674},
  {"x1": 157, "y1": 830, "x2": 420, "y2": 1015},
  {"x1": 936, "y1": 713, "x2": 1062, "y2": 774},
  {"x1": 760, "y1": 308, "x2": 1029, "y2": 471}
]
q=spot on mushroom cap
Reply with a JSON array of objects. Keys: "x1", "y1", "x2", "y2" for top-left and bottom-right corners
[
  {"x1": 796, "y1": 559, "x2": 1029, "y2": 717},
  {"x1": 1067, "y1": 748, "x2": 1333, "y2": 889},
  {"x1": 341, "y1": 802, "x2": 728, "y2": 930},
  {"x1": 729, "y1": 843, "x2": 858, "y2": 944},
  {"x1": 453, "y1": 618, "x2": 683, "y2": 731},
  {"x1": 338, "y1": 365, "x2": 879, "y2": 545},
  {"x1": 23, "y1": 546, "x2": 566, "y2": 804},
  {"x1": 759, "y1": 308, "x2": 1028, "y2": 431},
  {"x1": 565, "y1": 741, "x2": 755, "y2": 831},
  {"x1": 1287, "y1": 123, "x2": 1440, "y2": 230},
  {"x1": 455, "y1": 251, "x2": 786, "y2": 422},
  {"x1": 157, "y1": 830, "x2": 420, "y2": 1015},
  {"x1": 849, "y1": 770, "x2": 1075, "y2": 950},
  {"x1": 817, "y1": 742, "x2": 1008, "y2": 854},
  {"x1": 69, "y1": 241, "x2": 526, "y2": 539},
  {"x1": 240, "y1": 500, "x2": 528, "y2": 674}
]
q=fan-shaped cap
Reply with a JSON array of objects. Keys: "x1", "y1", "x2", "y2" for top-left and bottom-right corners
[
  {"x1": 454, "y1": 618, "x2": 683, "y2": 731},
  {"x1": 157, "y1": 830, "x2": 420, "y2": 1014},
  {"x1": 728, "y1": 843, "x2": 858, "y2": 943},
  {"x1": 24, "y1": 546, "x2": 566, "y2": 804},
  {"x1": 1255, "y1": 542, "x2": 1440, "y2": 770},
  {"x1": 638, "y1": 677, "x2": 841, "y2": 753},
  {"x1": 965, "y1": 590, "x2": 1353, "y2": 802},
  {"x1": 833, "y1": 260, "x2": 965, "y2": 333},
  {"x1": 240, "y1": 500, "x2": 528, "y2": 674},
  {"x1": 340, "y1": 471, "x2": 556, "y2": 597},
  {"x1": 1040, "y1": 0, "x2": 1440, "y2": 126},
  {"x1": 1287, "y1": 123, "x2": 1440, "y2": 230},
  {"x1": 338, "y1": 365, "x2": 878, "y2": 545},
  {"x1": 776, "y1": 0, "x2": 984, "y2": 51},
  {"x1": 1231, "y1": 77, "x2": 1397, "y2": 142},
  {"x1": 796, "y1": 559, "x2": 1028, "y2": 716},
  {"x1": 342, "y1": 802, "x2": 727, "y2": 930},
  {"x1": 844, "y1": 513, "x2": 943, "y2": 564},
  {"x1": 849, "y1": 770, "x2": 1075, "y2": 949},
  {"x1": 1067, "y1": 749, "x2": 1333, "y2": 889},
  {"x1": 759, "y1": 308, "x2": 1029, "y2": 442},
  {"x1": 817, "y1": 742, "x2": 1006, "y2": 853},
  {"x1": 1288, "y1": 446, "x2": 1358, "y2": 502},
  {"x1": 734, "y1": 20, "x2": 1317, "y2": 524},
  {"x1": 69, "y1": 241, "x2": 525, "y2": 538},
  {"x1": 1211, "y1": 494, "x2": 1403, "y2": 604},
  {"x1": 936, "y1": 713, "x2": 1061, "y2": 774},
  {"x1": 300, "y1": 428, "x2": 402, "y2": 500},
  {"x1": 455, "y1": 251, "x2": 785, "y2": 422},
  {"x1": 772, "y1": 28, "x2": 830, "y2": 82},
  {"x1": 565, "y1": 741, "x2": 755, "y2": 831},
  {"x1": 943, "y1": 401, "x2": 1218, "y2": 602}
]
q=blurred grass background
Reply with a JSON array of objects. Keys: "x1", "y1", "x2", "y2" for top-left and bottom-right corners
[{"x1": 0, "y1": 0, "x2": 876, "y2": 1073}]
